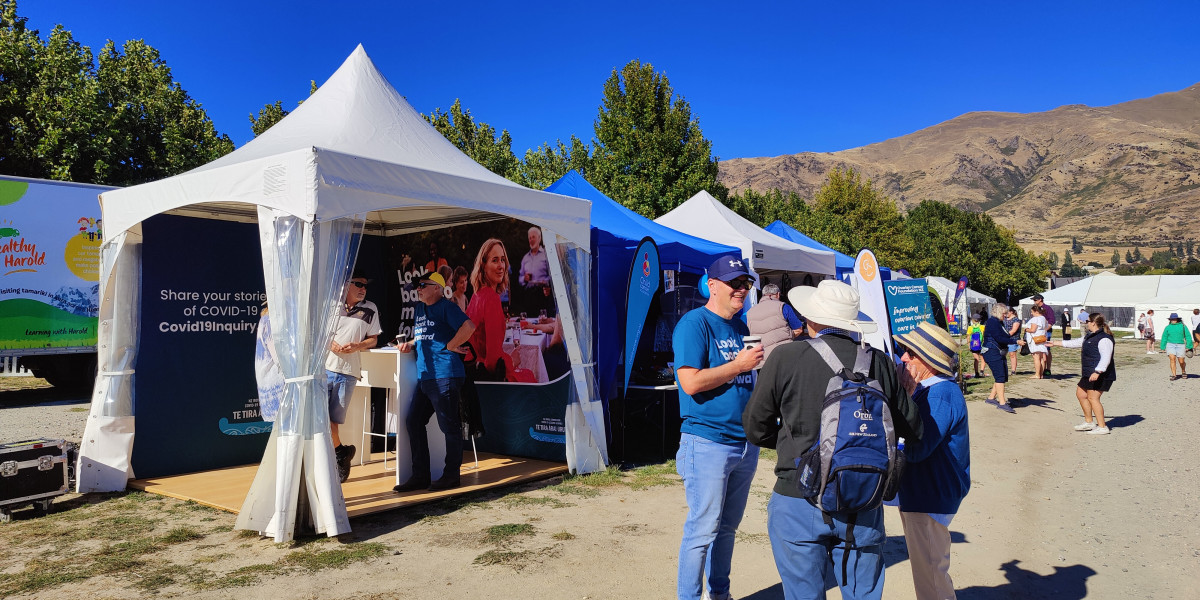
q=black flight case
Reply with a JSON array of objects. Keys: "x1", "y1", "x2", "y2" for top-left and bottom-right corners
[{"x1": 0, "y1": 438, "x2": 73, "y2": 522}]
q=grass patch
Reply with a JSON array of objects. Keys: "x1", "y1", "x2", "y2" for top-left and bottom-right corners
[
  {"x1": 280, "y1": 542, "x2": 389, "y2": 571},
  {"x1": 68, "y1": 406, "x2": 89, "y2": 412},
  {"x1": 236, "y1": 529, "x2": 261, "y2": 538},
  {"x1": 499, "y1": 494, "x2": 573, "y2": 509},
  {"x1": 161, "y1": 526, "x2": 204, "y2": 544},
  {"x1": 482, "y1": 523, "x2": 535, "y2": 545},
  {"x1": 562, "y1": 465, "x2": 624, "y2": 487},
  {"x1": 91, "y1": 515, "x2": 157, "y2": 539},
  {"x1": 473, "y1": 548, "x2": 535, "y2": 567},
  {"x1": 551, "y1": 530, "x2": 575, "y2": 541},
  {"x1": 550, "y1": 483, "x2": 600, "y2": 498},
  {"x1": 759, "y1": 448, "x2": 778, "y2": 462},
  {"x1": 627, "y1": 461, "x2": 679, "y2": 490},
  {"x1": 0, "y1": 559, "x2": 90, "y2": 597}
]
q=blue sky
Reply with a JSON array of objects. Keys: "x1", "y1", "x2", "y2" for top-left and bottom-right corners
[{"x1": 20, "y1": 1, "x2": 1200, "y2": 160}]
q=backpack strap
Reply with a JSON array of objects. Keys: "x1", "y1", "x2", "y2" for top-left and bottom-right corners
[{"x1": 807, "y1": 337, "x2": 850, "y2": 396}]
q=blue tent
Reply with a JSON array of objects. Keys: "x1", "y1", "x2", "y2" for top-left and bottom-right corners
[
  {"x1": 545, "y1": 171, "x2": 739, "y2": 408},
  {"x1": 764, "y1": 220, "x2": 892, "y2": 281}
]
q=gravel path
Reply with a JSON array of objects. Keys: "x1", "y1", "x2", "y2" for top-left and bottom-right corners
[{"x1": 0, "y1": 379, "x2": 90, "y2": 443}]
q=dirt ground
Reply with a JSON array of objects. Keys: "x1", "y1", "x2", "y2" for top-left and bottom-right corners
[{"x1": 1, "y1": 337, "x2": 1197, "y2": 599}]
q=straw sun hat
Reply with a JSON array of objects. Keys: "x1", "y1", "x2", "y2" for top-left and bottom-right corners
[{"x1": 893, "y1": 321, "x2": 960, "y2": 377}]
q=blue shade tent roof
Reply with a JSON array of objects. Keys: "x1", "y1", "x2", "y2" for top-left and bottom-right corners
[
  {"x1": 764, "y1": 220, "x2": 891, "y2": 279},
  {"x1": 547, "y1": 171, "x2": 739, "y2": 271},
  {"x1": 545, "y1": 171, "x2": 739, "y2": 408}
]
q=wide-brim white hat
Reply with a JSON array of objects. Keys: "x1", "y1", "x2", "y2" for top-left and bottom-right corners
[{"x1": 787, "y1": 280, "x2": 878, "y2": 334}]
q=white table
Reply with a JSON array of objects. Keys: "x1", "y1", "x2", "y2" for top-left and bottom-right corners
[{"x1": 502, "y1": 326, "x2": 551, "y2": 382}]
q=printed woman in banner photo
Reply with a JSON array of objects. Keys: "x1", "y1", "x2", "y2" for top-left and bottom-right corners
[
  {"x1": 253, "y1": 302, "x2": 282, "y2": 423},
  {"x1": 466, "y1": 237, "x2": 512, "y2": 380}
]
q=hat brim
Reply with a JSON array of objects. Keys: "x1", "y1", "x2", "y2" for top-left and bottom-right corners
[
  {"x1": 787, "y1": 286, "x2": 879, "y2": 334},
  {"x1": 894, "y1": 328, "x2": 957, "y2": 377}
]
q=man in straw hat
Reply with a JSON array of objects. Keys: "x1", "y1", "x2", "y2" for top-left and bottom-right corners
[
  {"x1": 893, "y1": 321, "x2": 971, "y2": 600},
  {"x1": 743, "y1": 279, "x2": 923, "y2": 600},
  {"x1": 672, "y1": 254, "x2": 764, "y2": 600}
]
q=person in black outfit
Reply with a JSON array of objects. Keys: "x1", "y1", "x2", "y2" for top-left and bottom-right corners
[
  {"x1": 982, "y1": 303, "x2": 1024, "y2": 414},
  {"x1": 1048, "y1": 313, "x2": 1116, "y2": 435}
]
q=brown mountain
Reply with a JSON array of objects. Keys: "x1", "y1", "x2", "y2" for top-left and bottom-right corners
[{"x1": 719, "y1": 83, "x2": 1200, "y2": 250}]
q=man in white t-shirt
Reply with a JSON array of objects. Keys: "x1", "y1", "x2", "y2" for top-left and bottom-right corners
[{"x1": 325, "y1": 272, "x2": 382, "y2": 482}]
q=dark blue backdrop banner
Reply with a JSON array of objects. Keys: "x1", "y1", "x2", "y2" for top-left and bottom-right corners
[
  {"x1": 885, "y1": 278, "x2": 935, "y2": 337},
  {"x1": 133, "y1": 215, "x2": 267, "y2": 478},
  {"x1": 623, "y1": 237, "x2": 661, "y2": 392}
]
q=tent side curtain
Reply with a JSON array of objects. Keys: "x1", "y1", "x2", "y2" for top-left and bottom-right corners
[
  {"x1": 77, "y1": 230, "x2": 143, "y2": 492},
  {"x1": 235, "y1": 210, "x2": 363, "y2": 542}
]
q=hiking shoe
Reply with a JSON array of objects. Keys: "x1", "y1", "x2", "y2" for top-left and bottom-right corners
[
  {"x1": 984, "y1": 398, "x2": 999, "y2": 406},
  {"x1": 996, "y1": 403, "x2": 1015, "y2": 414},
  {"x1": 336, "y1": 445, "x2": 355, "y2": 483},
  {"x1": 1073, "y1": 422, "x2": 1096, "y2": 431},
  {"x1": 1086, "y1": 426, "x2": 1111, "y2": 435},
  {"x1": 702, "y1": 590, "x2": 734, "y2": 600},
  {"x1": 393, "y1": 477, "x2": 431, "y2": 493}
]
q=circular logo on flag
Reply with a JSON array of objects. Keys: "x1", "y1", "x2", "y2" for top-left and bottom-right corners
[{"x1": 860, "y1": 254, "x2": 878, "y2": 282}]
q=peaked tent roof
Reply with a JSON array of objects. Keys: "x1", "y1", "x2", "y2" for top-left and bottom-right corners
[
  {"x1": 546, "y1": 171, "x2": 738, "y2": 272},
  {"x1": 764, "y1": 220, "x2": 855, "y2": 272},
  {"x1": 99, "y1": 45, "x2": 590, "y2": 247},
  {"x1": 655, "y1": 191, "x2": 835, "y2": 275}
]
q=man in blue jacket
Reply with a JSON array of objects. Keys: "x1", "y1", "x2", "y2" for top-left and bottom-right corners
[{"x1": 894, "y1": 321, "x2": 971, "y2": 600}]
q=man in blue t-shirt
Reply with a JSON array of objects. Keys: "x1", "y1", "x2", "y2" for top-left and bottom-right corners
[
  {"x1": 672, "y1": 254, "x2": 763, "y2": 600},
  {"x1": 395, "y1": 272, "x2": 476, "y2": 493}
]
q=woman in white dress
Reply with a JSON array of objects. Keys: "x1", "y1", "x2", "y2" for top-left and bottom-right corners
[{"x1": 1025, "y1": 304, "x2": 1049, "y2": 379}]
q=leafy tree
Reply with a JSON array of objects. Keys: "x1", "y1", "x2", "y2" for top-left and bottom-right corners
[
  {"x1": 515, "y1": 137, "x2": 591, "y2": 190},
  {"x1": 1133, "y1": 247, "x2": 1144, "y2": 262},
  {"x1": 0, "y1": 1, "x2": 233, "y2": 185},
  {"x1": 1188, "y1": 239, "x2": 1195, "y2": 258},
  {"x1": 1111, "y1": 249, "x2": 1120, "y2": 267},
  {"x1": 587, "y1": 60, "x2": 724, "y2": 218},
  {"x1": 250, "y1": 100, "x2": 289, "y2": 137},
  {"x1": 1125, "y1": 250, "x2": 1134, "y2": 264},
  {"x1": 1040, "y1": 251, "x2": 1059, "y2": 270},
  {"x1": 425, "y1": 98, "x2": 521, "y2": 181},
  {"x1": 1059, "y1": 251, "x2": 1086, "y2": 277},
  {"x1": 1071, "y1": 236, "x2": 1083, "y2": 253},
  {"x1": 1177, "y1": 242, "x2": 1186, "y2": 259},
  {"x1": 802, "y1": 168, "x2": 910, "y2": 269},
  {"x1": 1150, "y1": 250, "x2": 1180, "y2": 270},
  {"x1": 724, "y1": 188, "x2": 811, "y2": 229}
]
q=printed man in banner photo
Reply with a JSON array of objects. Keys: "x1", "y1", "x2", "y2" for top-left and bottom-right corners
[
  {"x1": 325, "y1": 271, "x2": 382, "y2": 483},
  {"x1": 672, "y1": 254, "x2": 763, "y2": 600},
  {"x1": 394, "y1": 271, "x2": 476, "y2": 492},
  {"x1": 742, "y1": 279, "x2": 923, "y2": 600},
  {"x1": 518, "y1": 226, "x2": 552, "y2": 317}
]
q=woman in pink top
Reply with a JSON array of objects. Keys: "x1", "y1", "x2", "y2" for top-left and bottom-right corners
[{"x1": 466, "y1": 238, "x2": 510, "y2": 378}]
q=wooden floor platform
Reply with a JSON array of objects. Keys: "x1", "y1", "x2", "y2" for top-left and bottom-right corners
[{"x1": 128, "y1": 452, "x2": 567, "y2": 518}]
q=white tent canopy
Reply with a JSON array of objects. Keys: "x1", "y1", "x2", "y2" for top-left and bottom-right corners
[
  {"x1": 654, "y1": 190, "x2": 836, "y2": 279},
  {"x1": 77, "y1": 45, "x2": 605, "y2": 543},
  {"x1": 926, "y1": 276, "x2": 997, "y2": 321},
  {"x1": 1135, "y1": 281, "x2": 1200, "y2": 335},
  {"x1": 1018, "y1": 274, "x2": 1200, "y2": 330}
]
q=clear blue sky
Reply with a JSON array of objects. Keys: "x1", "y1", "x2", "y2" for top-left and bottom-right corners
[{"x1": 21, "y1": 1, "x2": 1200, "y2": 160}]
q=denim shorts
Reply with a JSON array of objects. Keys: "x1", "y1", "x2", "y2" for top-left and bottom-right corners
[
  {"x1": 1165, "y1": 343, "x2": 1187, "y2": 357},
  {"x1": 326, "y1": 370, "x2": 356, "y2": 424},
  {"x1": 1007, "y1": 344, "x2": 1019, "y2": 353}
]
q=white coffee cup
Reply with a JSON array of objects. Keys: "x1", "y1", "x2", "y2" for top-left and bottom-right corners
[{"x1": 742, "y1": 335, "x2": 764, "y2": 369}]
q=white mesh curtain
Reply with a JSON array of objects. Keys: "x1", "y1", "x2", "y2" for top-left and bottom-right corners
[
  {"x1": 77, "y1": 230, "x2": 143, "y2": 492},
  {"x1": 236, "y1": 209, "x2": 363, "y2": 542},
  {"x1": 549, "y1": 237, "x2": 608, "y2": 473}
]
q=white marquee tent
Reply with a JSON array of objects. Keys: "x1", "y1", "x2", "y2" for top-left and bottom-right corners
[
  {"x1": 926, "y1": 276, "x2": 997, "y2": 322},
  {"x1": 1018, "y1": 274, "x2": 1200, "y2": 330},
  {"x1": 1134, "y1": 281, "x2": 1200, "y2": 335},
  {"x1": 77, "y1": 46, "x2": 605, "y2": 542},
  {"x1": 654, "y1": 191, "x2": 836, "y2": 290}
]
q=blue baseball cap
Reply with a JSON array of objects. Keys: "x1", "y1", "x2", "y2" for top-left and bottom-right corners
[{"x1": 708, "y1": 255, "x2": 751, "y2": 282}]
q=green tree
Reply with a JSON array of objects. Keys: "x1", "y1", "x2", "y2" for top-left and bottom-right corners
[
  {"x1": 1125, "y1": 250, "x2": 1134, "y2": 264},
  {"x1": 1188, "y1": 239, "x2": 1195, "y2": 258},
  {"x1": 804, "y1": 168, "x2": 910, "y2": 269},
  {"x1": 1111, "y1": 249, "x2": 1120, "y2": 267},
  {"x1": 1060, "y1": 251, "x2": 1086, "y2": 277},
  {"x1": 1071, "y1": 236, "x2": 1083, "y2": 253},
  {"x1": 425, "y1": 99, "x2": 521, "y2": 181},
  {"x1": 723, "y1": 188, "x2": 812, "y2": 229},
  {"x1": 587, "y1": 60, "x2": 724, "y2": 218},
  {"x1": 1150, "y1": 250, "x2": 1180, "y2": 270},
  {"x1": 514, "y1": 137, "x2": 591, "y2": 190},
  {"x1": 0, "y1": 1, "x2": 233, "y2": 185},
  {"x1": 250, "y1": 100, "x2": 289, "y2": 137},
  {"x1": 1040, "y1": 251, "x2": 1059, "y2": 270},
  {"x1": 1177, "y1": 242, "x2": 1186, "y2": 259},
  {"x1": 1133, "y1": 247, "x2": 1144, "y2": 262}
]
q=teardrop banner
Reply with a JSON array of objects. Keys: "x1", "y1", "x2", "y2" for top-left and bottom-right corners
[
  {"x1": 623, "y1": 237, "x2": 661, "y2": 392},
  {"x1": 852, "y1": 248, "x2": 893, "y2": 356}
]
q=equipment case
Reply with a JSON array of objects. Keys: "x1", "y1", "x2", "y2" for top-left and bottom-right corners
[{"x1": 1, "y1": 438, "x2": 71, "y2": 521}]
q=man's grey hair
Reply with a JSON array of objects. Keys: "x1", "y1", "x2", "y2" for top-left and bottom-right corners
[{"x1": 762, "y1": 283, "x2": 781, "y2": 296}]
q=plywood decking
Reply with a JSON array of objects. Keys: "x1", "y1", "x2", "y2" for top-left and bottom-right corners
[{"x1": 128, "y1": 452, "x2": 567, "y2": 517}]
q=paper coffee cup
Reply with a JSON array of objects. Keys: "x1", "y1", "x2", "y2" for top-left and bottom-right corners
[{"x1": 743, "y1": 335, "x2": 764, "y2": 369}]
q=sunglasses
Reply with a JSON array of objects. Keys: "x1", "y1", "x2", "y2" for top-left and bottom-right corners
[
  {"x1": 348, "y1": 281, "x2": 368, "y2": 289},
  {"x1": 720, "y1": 278, "x2": 753, "y2": 290},
  {"x1": 417, "y1": 282, "x2": 440, "y2": 288}
]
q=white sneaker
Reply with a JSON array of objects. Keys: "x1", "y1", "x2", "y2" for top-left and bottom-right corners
[
  {"x1": 1147, "y1": 351, "x2": 1157, "y2": 354},
  {"x1": 702, "y1": 591, "x2": 734, "y2": 600},
  {"x1": 1086, "y1": 426, "x2": 1111, "y2": 435},
  {"x1": 1073, "y1": 422, "x2": 1096, "y2": 431}
]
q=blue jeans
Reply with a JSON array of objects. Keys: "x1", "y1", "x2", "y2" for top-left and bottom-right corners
[
  {"x1": 325, "y1": 370, "x2": 355, "y2": 424},
  {"x1": 676, "y1": 433, "x2": 758, "y2": 600},
  {"x1": 407, "y1": 377, "x2": 464, "y2": 482},
  {"x1": 767, "y1": 492, "x2": 886, "y2": 600}
]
